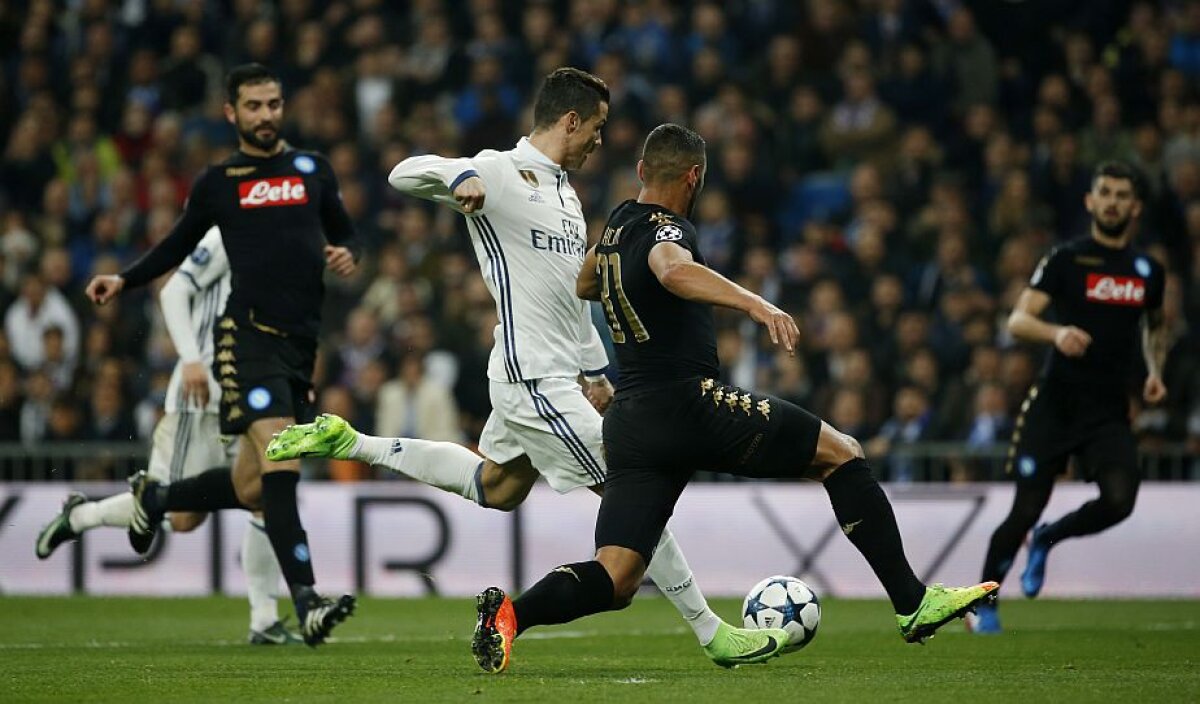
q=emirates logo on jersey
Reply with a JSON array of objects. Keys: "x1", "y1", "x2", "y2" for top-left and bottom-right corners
[
  {"x1": 1085, "y1": 274, "x2": 1145, "y2": 306},
  {"x1": 238, "y1": 177, "x2": 308, "y2": 208}
]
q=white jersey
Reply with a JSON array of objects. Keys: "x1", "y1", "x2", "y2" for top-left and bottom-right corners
[
  {"x1": 389, "y1": 137, "x2": 609, "y2": 383},
  {"x1": 164, "y1": 228, "x2": 231, "y2": 414}
]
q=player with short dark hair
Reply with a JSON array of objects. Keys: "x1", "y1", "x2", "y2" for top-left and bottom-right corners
[
  {"x1": 469, "y1": 124, "x2": 998, "y2": 673},
  {"x1": 971, "y1": 161, "x2": 1167, "y2": 634},
  {"x1": 84, "y1": 63, "x2": 359, "y2": 646},
  {"x1": 267, "y1": 69, "x2": 775, "y2": 666}
]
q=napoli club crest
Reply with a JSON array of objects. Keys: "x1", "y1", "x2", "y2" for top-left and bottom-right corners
[{"x1": 293, "y1": 155, "x2": 316, "y2": 174}]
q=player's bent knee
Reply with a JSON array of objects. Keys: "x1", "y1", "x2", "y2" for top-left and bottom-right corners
[
  {"x1": 169, "y1": 512, "x2": 208, "y2": 532},
  {"x1": 595, "y1": 546, "x2": 646, "y2": 610},
  {"x1": 809, "y1": 423, "x2": 864, "y2": 476},
  {"x1": 234, "y1": 479, "x2": 262, "y2": 509}
]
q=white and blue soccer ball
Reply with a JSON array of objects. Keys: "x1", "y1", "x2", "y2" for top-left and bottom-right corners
[{"x1": 742, "y1": 575, "x2": 821, "y2": 652}]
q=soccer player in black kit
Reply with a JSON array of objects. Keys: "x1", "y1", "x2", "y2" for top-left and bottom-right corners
[
  {"x1": 85, "y1": 64, "x2": 359, "y2": 645},
  {"x1": 971, "y1": 162, "x2": 1167, "y2": 634},
  {"x1": 470, "y1": 124, "x2": 998, "y2": 673}
]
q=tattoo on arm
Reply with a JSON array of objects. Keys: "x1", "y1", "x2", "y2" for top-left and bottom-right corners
[{"x1": 1142, "y1": 309, "x2": 1168, "y2": 377}]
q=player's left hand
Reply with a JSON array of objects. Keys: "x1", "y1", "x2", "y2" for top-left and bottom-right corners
[
  {"x1": 1143, "y1": 375, "x2": 1167, "y2": 404},
  {"x1": 584, "y1": 376, "x2": 615, "y2": 414},
  {"x1": 180, "y1": 361, "x2": 210, "y2": 409},
  {"x1": 325, "y1": 245, "x2": 357, "y2": 277}
]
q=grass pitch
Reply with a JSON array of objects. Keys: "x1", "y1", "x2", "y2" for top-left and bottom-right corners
[{"x1": 3, "y1": 596, "x2": 1198, "y2": 703}]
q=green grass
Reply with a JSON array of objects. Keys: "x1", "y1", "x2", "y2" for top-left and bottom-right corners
[{"x1": 3, "y1": 596, "x2": 1198, "y2": 703}]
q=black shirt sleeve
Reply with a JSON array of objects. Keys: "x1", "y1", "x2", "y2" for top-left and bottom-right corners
[
  {"x1": 120, "y1": 169, "x2": 214, "y2": 289},
  {"x1": 650, "y1": 220, "x2": 700, "y2": 258},
  {"x1": 1145, "y1": 260, "x2": 1166, "y2": 311},
  {"x1": 1030, "y1": 247, "x2": 1065, "y2": 298},
  {"x1": 316, "y1": 156, "x2": 360, "y2": 258}
]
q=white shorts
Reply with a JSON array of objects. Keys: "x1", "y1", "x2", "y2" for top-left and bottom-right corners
[
  {"x1": 479, "y1": 377, "x2": 607, "y2": 493},
  {"x1": 148, "y1": 412, "x2": 238, "y2": 484}
]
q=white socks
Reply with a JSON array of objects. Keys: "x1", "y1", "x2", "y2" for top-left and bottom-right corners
[
  {"x1": 243, "y1": 515, "x2": 284, "y2": 632},
  {"x1": 352, "y1": 434, "x2": 483, "y2": 504},
  {"x1": 645, "y1": 528, "x2": 723, "y2": 646},
  {"x1": 69, "y1": 493, "x2": 134, "y2": 532}
]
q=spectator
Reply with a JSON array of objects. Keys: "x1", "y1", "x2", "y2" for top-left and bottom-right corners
[
  {"x1": 5, "y1": 272, "x2": 80, "y2": 373},
  {"x1": 865, "y1": 385, "x2": 934, "y2": 482},
  {"x1": 375, "y1": 352, "x2": 462, "y2": 444},
  {"x1": 933, "y1": 8, "x2": 999, "y2": 113},
  {"x1": 820, "y1": 68, "x2": 897, "y2": 167}
]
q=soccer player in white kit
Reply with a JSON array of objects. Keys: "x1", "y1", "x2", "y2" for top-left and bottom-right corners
[
  {"x1": 36, "y1": 228, "x2": 298, "y2": 644},
  {"x1": 268, "y1": 68, "x2": 775, "y2": 664}
]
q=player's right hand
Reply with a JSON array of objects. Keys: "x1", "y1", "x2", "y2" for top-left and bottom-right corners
[
  {"x1": 1053, "y1": 325, "x2": 1092, "y2": 357},
  {"x1": 180, "y1": 361, "x2": 210, "y2": 408},
  {"x1": 453, "y1": 176, "x2": 486, "y2": 213},
  {"x1": 749, "y1": 296, "x2": 800, "y2": 355},
  {"x1": 85, "y1": 274, "x2": 125, "y2": 305}
]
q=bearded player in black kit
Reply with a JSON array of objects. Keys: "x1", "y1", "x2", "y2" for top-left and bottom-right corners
[
  {"x1": 469, "y1": 124, "x2": 998, "y2": 673},
  {"x1": 971, "y1": 161, "x2": 1168, "y2": 634},
  {"x1": 85, "y1": 64, "x2": 359, "y2": 646}
]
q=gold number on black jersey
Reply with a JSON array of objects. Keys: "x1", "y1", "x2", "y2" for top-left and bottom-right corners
[{"x1": 598, "y1": 252, "x2": 649, "y2": 343}]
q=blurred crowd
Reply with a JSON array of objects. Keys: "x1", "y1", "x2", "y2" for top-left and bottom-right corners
[{"x1": 0, "y1": 0, "x2": 1198, "y2": 481}]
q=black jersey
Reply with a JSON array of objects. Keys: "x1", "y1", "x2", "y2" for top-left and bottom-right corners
[
  {"x1": 120, "y1": 147, "x2": 357, "y2": 338},
  {"x1": 1030, "y1": 236, "x2": 1165, "y2": 386},
  {"x1": 596, "y1": 200, "x2": 718, "y2": 392}
]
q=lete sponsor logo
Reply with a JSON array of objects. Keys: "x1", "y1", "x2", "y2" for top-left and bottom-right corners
[
  {"x1": 1085, "y1": 274, "x2": 1145, "y2": 306},
  {"x1": 238, "y1": 177, "x2": 308, "y2": 208}
]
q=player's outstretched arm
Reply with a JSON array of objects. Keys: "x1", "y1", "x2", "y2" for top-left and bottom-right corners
[
  {"x1": 649, "y1": 241, "x2": 799, "y2": 353},
  {"x1": 388, "y1": 154, "x2": 493, "y2": 214},
  {"x1": 1007, "y1": 287, "x2": 1091, "y2": 357},
  {"x1": 117, "y1": 173, "x2": 216, "y2": 294}
]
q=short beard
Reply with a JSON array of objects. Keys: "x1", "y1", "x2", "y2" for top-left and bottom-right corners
[
  {"x1": 1095, "y1": 214, "x2": 1131, "y2": 238},
  {"x1": 239, "y1": 124, "x2": 279, "y2": 152}
]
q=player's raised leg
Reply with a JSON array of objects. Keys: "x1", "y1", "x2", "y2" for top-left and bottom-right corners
[
  {"x1": 807, "y1": 421, "x2": 997, "y2": 642},
  {"x1": 35, "y1": 492, "x2": 129, "y2": 558},
  {"x1": 1022, "y1": 435, "x2": 1139, "y2": 599},
  {"x1": 266, "y1": 413, "x2": 500, "y2": 506}
]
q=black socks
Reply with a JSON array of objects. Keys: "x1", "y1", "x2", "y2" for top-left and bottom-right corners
[
  {"x1": 149, "y1": 468, "x2": 247, "y2": 513},
  {"x1": 260, "y1": 471, "x2": 315, "y2": 597},
  {"x1": 824, "y1": 458, "x2": 926, "y2": 615},
  {"x1": 512, "y1": 561, "x2": 615, "y2": 636}
]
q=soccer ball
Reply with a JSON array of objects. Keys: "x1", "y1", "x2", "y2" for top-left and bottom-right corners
[{"x1": 742, "y1": 575, "x2": 821, "y2": 652}]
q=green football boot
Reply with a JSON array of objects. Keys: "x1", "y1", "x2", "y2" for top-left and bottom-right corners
[
  {"x1": 35, "y1": 492, "x2": 86, "y2": 559},
  {"x1": 265, "y1": 413, "x2": 359, "y2": 462},
  {"x1": 702, "y1": 621, "x2": 791, "y2": 668},
  {"x1": 897, "y1": 581, "x2": 1000, "y2": 644}
]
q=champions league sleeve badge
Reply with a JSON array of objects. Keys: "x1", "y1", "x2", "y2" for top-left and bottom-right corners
[{"x1": 655, "y1": 224, "x2": 684, "y2": 242}]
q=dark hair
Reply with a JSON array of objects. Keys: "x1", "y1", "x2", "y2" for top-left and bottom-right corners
[
  {"x1": 531, "y1": 67, "x2": 609, "y2": 129},
  {"x1": 1091, "y1": 160, "x2": 1144, "y2": 199},
  {"x1": 226, "y1": 63, "x2": 281, "y2": 104},
  {"x1": 640, "y1": 123, "x2": 707, "y2": 183}
]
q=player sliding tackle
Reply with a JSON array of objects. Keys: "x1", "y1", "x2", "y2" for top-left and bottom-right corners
[
  {"x1": 267, "y1": 68, "x2": 774, "y2": 666},
  {"x1": 470, "y1": 124, "x2": 999, "y2": 673}
]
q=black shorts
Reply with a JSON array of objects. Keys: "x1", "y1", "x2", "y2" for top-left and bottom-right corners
[
  {"x1": 1007, "y1": 379, "x2": 1137, "y2": 486},
  {"x1": 596, "y1": 376, "x2": 823, "y2": 562},
  {"x1": 213, "y1": 313, "x2": 317, "y2": 435}
]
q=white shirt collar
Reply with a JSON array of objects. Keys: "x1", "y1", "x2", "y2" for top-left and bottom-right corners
[{"x1": 515, "y1": 136, "x2": 563, "y2": 175}]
